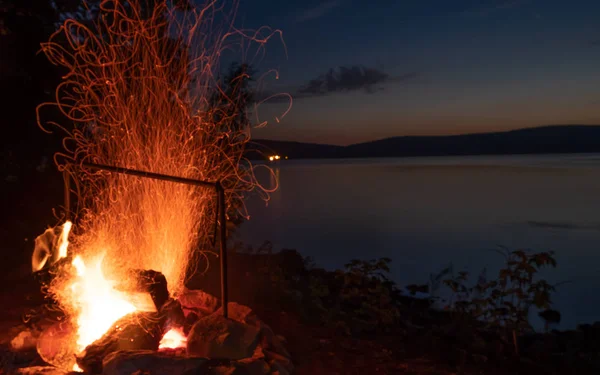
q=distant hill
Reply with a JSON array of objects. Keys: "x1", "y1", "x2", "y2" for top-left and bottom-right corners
[{"x1": 247, "y1": 125, "x2": 600, "y2": 160}]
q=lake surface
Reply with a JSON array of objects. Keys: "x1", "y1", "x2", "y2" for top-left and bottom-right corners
[{"x1": 239, "y1": 154, "x2": 600, "y2": 330}]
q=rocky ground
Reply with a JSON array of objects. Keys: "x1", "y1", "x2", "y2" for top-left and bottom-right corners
[{"x1": 0, "y1": 271, "x2": 462, "y2": 375}]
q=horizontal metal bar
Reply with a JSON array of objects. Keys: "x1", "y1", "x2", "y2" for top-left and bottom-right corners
[
  {"x1": 72, "y1": 161, "x2": 229, "y2": 318},
  {"x1": 81, "y1": 162, "x2": 217, "y2": 188}
]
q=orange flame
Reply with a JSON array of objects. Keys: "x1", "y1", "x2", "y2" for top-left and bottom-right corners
[
  {"x1": 70, "y1": 255, "x2": 139, "y2": 352},
  {"x1": 158, "y1": 327, "x2": 187, "y2": 350},
  {"x1": 57, "y1": 221, "x2": 72, "y2": 259}
]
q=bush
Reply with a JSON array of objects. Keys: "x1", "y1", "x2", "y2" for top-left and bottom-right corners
[{"x1": 440, "y1": 248, "x2": 558, "y2": 353}]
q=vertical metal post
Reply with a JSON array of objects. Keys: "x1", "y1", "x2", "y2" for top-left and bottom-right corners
[
  {"x1": 63, "y1": 168, "x2": 71, "y2": 221},
  {"x1": 216, "y1": 182, "x2": 229, "y2": 318}
]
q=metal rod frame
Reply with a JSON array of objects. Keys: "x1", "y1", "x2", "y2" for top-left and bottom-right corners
[{"x1": 63, "y1": 162, "x2": 229, "y2": 318}]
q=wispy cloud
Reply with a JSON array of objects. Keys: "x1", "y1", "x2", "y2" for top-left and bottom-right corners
[
  {"x1": 257, "y1": 65, "x2": 420, "y2": 103},
  {"x1": 298, "y1": 65, "x2": 390, "y2": 95},
  {"x1": 295, "y1": 0, "x2": 343, "y2": 23}
]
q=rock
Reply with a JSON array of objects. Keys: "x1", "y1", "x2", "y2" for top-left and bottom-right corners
[
  {"x1": 258, "y1": 324, "x2": 291, "y2": 360},
  {"x1": 36, "y1": 321, "x2": 78, "y2": 371},
  {"x1": 213, "y1": 303, "x2": 257, "y2": 325},
  {"x1": 236, "y1": 357, "x2": 270, "y2": 375},
  {"x1": 77, "y1": 312, "x2": 163, "y2": 374},
  {"x1": 187, "y1": 313, "x2": 260, "y2": 360},
  {"x1": 205, "y1": 360, "x2": 272, "y2": 375},
  {"x1": 14, "y1": 366, "x2": 69, "y2": 375},
  {"x1": 184, "y1": 310, "x2": 200, "y2": 327},
  {"x1": 264, "y1": 350, "x2": 293, "y2": 374},
  {"x1": 102, "y1": 350, "x2": 208, "y2": 375},
  {"x1": 159, "y1": 299, "x2": 187, "y2": 333},
  {"x1": 11, "y1": 329, "x2": 38, "y2": 351},
  {"x1": 178, "y1": 288, "x2": 219, "y2": 316},
  {"x1": 268, "y1": 360, "x2": 290, "y2": 375},
  {"x1": 207, "y1": 365, "x2": 242, "y2": 375}
]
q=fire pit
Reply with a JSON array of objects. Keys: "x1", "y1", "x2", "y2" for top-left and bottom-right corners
[
  {"x1": 5, "y1": 162, "x2": 291, "y2": 374},
  {"x1": 6, "y1": 264, "x2": 292, "y2": 375},
  {"x1": 5, "y1": 0, "x2": 288, "y2": 372}
]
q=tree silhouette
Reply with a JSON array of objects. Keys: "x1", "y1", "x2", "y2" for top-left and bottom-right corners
[{"x1": 211, "y1": 62, "x2": 255, "y2": 133}]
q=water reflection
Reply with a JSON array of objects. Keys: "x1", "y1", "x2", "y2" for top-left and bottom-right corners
[{"x1": 240, "y1": 154, "x2": 600, "y2": 329}]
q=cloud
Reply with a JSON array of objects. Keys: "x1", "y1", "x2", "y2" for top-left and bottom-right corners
[
  {"x1": 295, "y1": 0, "x2": 343, "y2": 23},
  {"x1": 298, "y1": 65, "x2": 418, "y2": 96},
  {"x1": 256, "y1": 66, "x2": 419, "y2": 104}
]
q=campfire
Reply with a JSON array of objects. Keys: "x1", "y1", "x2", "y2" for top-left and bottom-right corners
[
  {"x1": 6, "y1": 0, "x2": 289, "y2": 374},
  {"x1": 28, "y1": 240, "x2": 293, "y2": 374}
]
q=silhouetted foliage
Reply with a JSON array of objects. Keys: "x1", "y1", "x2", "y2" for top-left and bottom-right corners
[{"x1": 439, "y1": 248, "x2": 559, "y2": 354}]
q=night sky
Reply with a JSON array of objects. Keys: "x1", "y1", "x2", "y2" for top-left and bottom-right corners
[{"x1": 232, "y1": 0, "x2": 600, "y2": 145}]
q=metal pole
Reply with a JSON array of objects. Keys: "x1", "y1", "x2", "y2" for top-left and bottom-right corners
[
  {"x1": 217, "y1": 181, "x2": 228, "y2": 319},
  {"x1": 74, "y1": 161, "x2": 230, "y2": 318},
  {"x1": 63, "y1": 168, "x2": 71, "y2": 221},
  {"x1": 81, "y1": 162, "x2": 216, "y2": 188}
]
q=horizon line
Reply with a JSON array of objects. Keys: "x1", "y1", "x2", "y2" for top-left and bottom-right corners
[{"x1": 253, "y1": 124, "x2": 600, "y2": 147}]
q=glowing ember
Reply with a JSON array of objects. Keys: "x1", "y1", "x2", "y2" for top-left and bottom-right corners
[
  {"x1": 70, "y1": 255, "x2": 138, "y2": 352},
  {"x1": 159, "y1": 327, "x2": 187, "y2": 349}
]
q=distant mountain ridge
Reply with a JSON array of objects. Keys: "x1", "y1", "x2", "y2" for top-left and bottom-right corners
[{"x1": 246, "y1": 125, "x2": 600, "y2": 160}]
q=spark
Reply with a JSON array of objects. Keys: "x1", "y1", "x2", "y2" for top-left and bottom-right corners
[{"x1": 36, "y1": 0, "x2": 287, "y2": 364}]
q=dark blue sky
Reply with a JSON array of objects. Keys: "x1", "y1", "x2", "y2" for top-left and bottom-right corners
[{"x1": 232, "y1": 0, "x2": 600, "y2": 145}]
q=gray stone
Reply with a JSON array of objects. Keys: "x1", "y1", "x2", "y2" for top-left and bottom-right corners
[
  {"x1": 102, "y1": 350, "x2": 208, "y2": 375},
  {"x1": 187, "y1": 313, "x2": 260, "y2": 360}
]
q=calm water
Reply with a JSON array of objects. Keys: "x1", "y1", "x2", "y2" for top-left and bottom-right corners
[{"x1": 239, "y1": 154, "x2": 600, "y2": 330}]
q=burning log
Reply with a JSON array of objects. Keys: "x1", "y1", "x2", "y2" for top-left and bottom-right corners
[
  {"x1": 76, "y1": 312, "x2": 163, "y2": 374},
  {"x1": 75, "y1": 292, "x2": 189, "y2": 373},
  {"x1": 126, "y1": 270, "x2": 170, "y2": 311},
  {"x1": 14, "y1": 297, "x2": 292, "y2": 375},
  {"x1": 33, "y1": 257, "x2": 72, "y2": 294}
]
